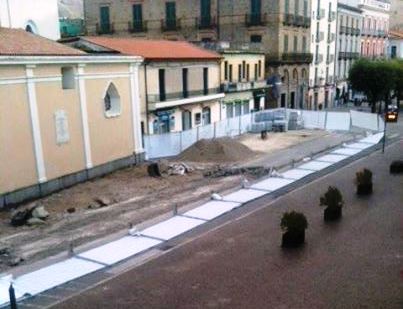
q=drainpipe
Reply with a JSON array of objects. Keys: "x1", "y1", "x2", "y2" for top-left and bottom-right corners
[
  {"x1": 216, "y1": 0, "x2": 220, "y2": 40},
  {"x1": 6, "y1": 0, "x2": 12, "y2": 27},
  {"x1": 144, "y1": 61, "x2": 150, "y2": 135}
]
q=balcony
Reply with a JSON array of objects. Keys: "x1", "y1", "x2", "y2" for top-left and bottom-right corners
[
  {"x1": 315, "y1": 54, "x2": 323, "y2": 64},
  {"x1": 326, "y1": 75, "x2": 334, "y2": 85},
  {"x1": 128, "y1": 21, "x2": 147, "y2": 33},
  {"x1": 317, "y1": 9, "x2": 325, "y2": 20},
  {"x1": 352, "y1": 28, "x2": 361, "y2": 36},
  {"x1": 328, "y1": 11, "x2": 336, "y2": 22},
  {"x1": 314, "y1": 76, "x2": 325, "y2": 87},
  {"x1": 161, "y1": 18, "x2": 181, "y2": 31},
  {"x1": 280, "y1": 52, "x2": 314, "y2": 64},
  {"x1": 327, "y1": 33, "x2": 335, "y2": 43},
  {"x1": 377, "y1": 30, "x2": 387, "y2": 37},
  {"x1": 245, "y1": 13, "x2": 267, "y2": 27},
  {"x1": 221, "y1": 80, "x2": 269, "y2": 93},
  {"x1": 294, "y1": 15, "x2": 305, "y2": 27},
  {"x1": 350, "y1": 52, "x2": 360, "y2": 59},
  {"x1": 315, "y1": 31, "x2": 324, "y2": 43},
  {"x1": 303, "y1": 16, "x2": 311, "y2": 28},
  {"x1": 196, "y1": 15, "x2": 217, "y2": 29},
  {"x1": 326, "y1": 54, "x2": 334, "y2": 64},
  {"x1": 147, "y1": 88, "x2": 224, "y2": 111},
  {"x1": 362, "y1": 28, "x2": 376, "y2": 36},
  {"x1": 96, "y1": 22, "x2": 114, "y2": 35},
  {"x1": 283, "y1": 14, "x2": 295, "y2": 26}
]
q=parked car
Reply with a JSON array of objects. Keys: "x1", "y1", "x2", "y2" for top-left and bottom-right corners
[{"x1": 385, "y1": 105, "x2": 399, "y2": 122}]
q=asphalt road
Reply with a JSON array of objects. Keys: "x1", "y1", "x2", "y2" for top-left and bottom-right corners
[{"x1": 51, "y1": 140, "x2": 403, "y2": 309}]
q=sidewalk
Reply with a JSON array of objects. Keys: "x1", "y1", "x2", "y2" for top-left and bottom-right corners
[{"x1": 0, "y1": 132, "x2": 385, "y2": 308}]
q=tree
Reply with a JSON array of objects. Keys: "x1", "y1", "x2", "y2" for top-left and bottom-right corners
[
  {"x1": 390, "y1": 60, "x2": 403, "y2": 109},
  {"x1": 349, "y1": 59, "x2": 397, "y2": 113}
]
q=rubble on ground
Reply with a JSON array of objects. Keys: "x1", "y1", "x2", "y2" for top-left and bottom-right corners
[
  {"x1": 10, "y1": 202, "x2": 49, "y2": 227},
  {"x1": 204, "y1": 166, "x2": 271, "y2": 178},
  {"x1": 147, "y1": 161, "x2": 194, "y2": 177}
]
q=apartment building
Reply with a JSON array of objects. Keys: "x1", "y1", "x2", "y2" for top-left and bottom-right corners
[
  {"x1": 0, "y1": 28, "x2": 143, "y2": 206},
  {"x1": 388, "y1": 30, "x2": 403, "y2": 58},
  {"x1": 68, "y1": 37, "x2": 224, "y2": 134},
  {"x1": 335, "y1": 3, "x2": 363, "y2": 103},
  {"x1": 0, "y1": 0, "x2": 60, "y2": 39},
  {"x1": 218, "y1": 47, "x2": 267, "y2": 118},
  {"x1": 308, "y1": 0, "x2": 337, "y2": 110},
  {"x1": 83, "y1": 0, "x2": 312, "y2": 109},
  {"x1": 358, "y1": 0, "x2": 390, "y2": 58}
]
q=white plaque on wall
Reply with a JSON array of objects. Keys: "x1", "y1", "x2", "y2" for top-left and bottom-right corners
[{"x1": 54, "y1": 110, "x2": 69, "y2": 144}]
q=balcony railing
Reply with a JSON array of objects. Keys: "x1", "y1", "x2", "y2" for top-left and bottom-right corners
[
  {"x1": 128, "y1": 21, "x2": 147, "y2": 33},
  {"x1": 328, "y1": 11, "x2": 336, "y2": 22},
  {"x1": 280, "y1": 52, "x2": 314, "y2": 63},
  {"x1": 326, "y1": 54, "x2": 334, "y2": 64},
  {"x1": 315, "y1": 54, "x2": 323, "y2": 64},
  {"x1": 303, "y1": 16, "x2": 311, "y2": 28},
  {"x1": 221, "y1": 80, "x2": 268, "y2": 93},
  {"x1": 377, "y1": 30, "x2": 387, "y2": 37},
  {"x1": 339, "y1": 51, "x2": 360, "y2": 60},
  {"x1": 148, "y1": 87, "x2": 222, "y2": 104},
  {"x1": 352, "y1": 28, "x2": 361, "y2": 36},
  {"x1": 294, "y1": 15, "x2": 305, "y2": 27},
  {"x1": 96, "y1": 22, "x2": 115, "y2": 35},
  {"x1": 196, "y1": 15, "x2": 217, "y2": 29},
  {"x1": 326, "y1": 75, "x2": 334, "y2": 85},
  {"x1": 327, "y1": 33, "x2": 335, "y2": 43},
  {"x1": 161, "y1": 18, "x2": 181, "y2": 31},
  {"x1": 315, "y1": 31, "x2": 324, "y2": 43},
  {"x1": 317, "y1": 9, "x2": 325, "y2": 20},
  {"x1": 362, "y1": 28, "x2": 377, "y2": 36},
  {"x1": 283, "y1": 14, "x2": 295, "y2": 26},
  {"x1": 245, "y1": 13, "x2": 267, "y2": 27}
]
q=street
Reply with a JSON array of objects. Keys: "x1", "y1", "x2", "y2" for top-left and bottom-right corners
[{"x1": 50, "y1": 140, "x2": 403, "y2": 309}]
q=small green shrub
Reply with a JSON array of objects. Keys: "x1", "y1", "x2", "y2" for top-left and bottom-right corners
[
  {"x1": 320, "y1": 186, "x2": 344, "y2": 210},
  {"x1": 355, "y1": 168, "x2": 373, "y2": 195},
  {"x1": 355, "y1": 168, "x2": 372, "y2": 186},
  {"x1": 281, "y1": 211, "x2": 308, "y2": 234},
  {"x1": 281, "y1": 211, "x2": 308, "y2": 248}
]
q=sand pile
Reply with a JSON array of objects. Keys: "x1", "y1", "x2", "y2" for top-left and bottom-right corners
[{"x1": 178, "y1": 138, "x2": 256, "y2": 162}]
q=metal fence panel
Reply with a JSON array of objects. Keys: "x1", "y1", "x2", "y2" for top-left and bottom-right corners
[
  {"x1": 144, "y1": 132, "x2": 181, "y2": 159},
  {"x1": 350, "y1": 110, "x2": 379, "y2": 131},
  {"x1": 326, "y1": 112, "x2": 351, "y2": 131},
  {"x1": 181, "y1": 128, "x2": 198, "y2": 151},
  {"x1": 301, "y1": 110, "x2": 326, "y2": 129}
]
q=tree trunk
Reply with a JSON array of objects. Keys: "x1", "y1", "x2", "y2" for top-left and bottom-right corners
[{"x1": 371, "y1": 100, "x2": 377, "y2": 113}]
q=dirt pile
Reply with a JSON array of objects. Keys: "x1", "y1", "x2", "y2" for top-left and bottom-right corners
[{"x1": 178, "y1": 138, "x2": 256, "y2": 162}]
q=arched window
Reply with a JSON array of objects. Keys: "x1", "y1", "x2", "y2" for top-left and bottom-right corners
[
  {"x1": 25, "y1": 20, "x2": 38, "y2": 34},
  {"x1": 282, "y1": 69, "x2": 289, "y2": 84},
  {"x1": 293, "y1": 69, "x2": 298, "y2": 81},
  {"x1": 103, "y1": 83, "x2": 121, "y2": 117}
]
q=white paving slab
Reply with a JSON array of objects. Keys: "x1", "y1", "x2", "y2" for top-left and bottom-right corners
[
  {"x1": 359, "y1": 133, "x2": 383, "y2": 144},
  {"x1": 14, "y1": 258, "x2": 104, "y2": 296},
  {"x1": 298, "y1": 160, "x2": 333, "y2": 171},
  {"x1": 251, "y1": 177, "x2": 294, "y2": 192},
  {"x1": 141, "y1": 216, "x2": 205, "y2": 241},
  {"x1": 183, "y1": 201, "x2": 240, "y2": 221},
  {"x1": 315, "y1": 154, "x2": 348, "y2": 163},
  {"x1": 332, "y1": 147, "x2": 362, "y2": 156},
  {"x1": 281, "y1": 168, "x2": 315, "y2": 180},
  {"x1": 345, "y1": 142, "x2": 373, "y2": 150},
  {"x1": 78, "y1": 236, "x2": 161, "y2": 266},
  {"x1": 222, "y1": 188, "x2": 268, "y2": 203},
  {"x1": 0, "y1": 275, "x2": 25, "y2": 306}
]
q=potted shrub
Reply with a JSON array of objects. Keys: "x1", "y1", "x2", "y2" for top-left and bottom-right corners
[
  {"x1": 390, "y1": 160, "x2": 403, "y2": 174},
  {"x1": 281, "y1": 211, "x2": 308, "y2": 248},
  {"x1": 355, "y1": 168, "x2": 373, "y2": 195},
  {"x1": 320, "y1": 186, "x2": 344, "y2": 221}
]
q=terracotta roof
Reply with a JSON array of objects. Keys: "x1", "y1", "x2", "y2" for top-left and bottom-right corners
[
  {"x1": 389, "y1": 30, "x2": 403, "y2": 39},
  {"x1": 0, "y1": 27, "x2": 84, "y2": 56},
  {"x1": 82, "y1": 37, "x2": 221, "y2": 61}
]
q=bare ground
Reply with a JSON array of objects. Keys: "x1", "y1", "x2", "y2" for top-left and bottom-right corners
[{"x1": 0, "y1": 129, "x2": 349, "y2": 273}]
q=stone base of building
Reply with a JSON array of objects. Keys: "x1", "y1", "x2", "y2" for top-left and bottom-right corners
[{"x1": 0, "y1": 152, "x2": 146, "y2": 208}]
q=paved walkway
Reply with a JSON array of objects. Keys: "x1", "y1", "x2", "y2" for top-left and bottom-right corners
[{"x1": 52, "y1": 138, "x2": 403, "y2": 309}]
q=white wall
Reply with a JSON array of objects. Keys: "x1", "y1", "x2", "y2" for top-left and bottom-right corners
[{"x1": 0, "y1": 0, "x2": 60, "y2": 40}]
